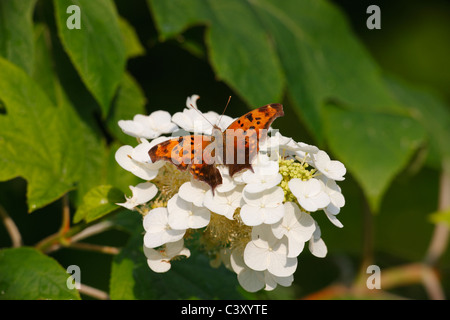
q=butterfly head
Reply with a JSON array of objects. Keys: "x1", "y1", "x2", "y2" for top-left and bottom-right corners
[{"x1": 211, "y1": 124, "x2": 223, "y2": 141}]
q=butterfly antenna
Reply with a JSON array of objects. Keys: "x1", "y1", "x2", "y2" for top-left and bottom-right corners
[
  {"x1": 217, "y1": 96, "x2": 232, "y2": 128},
  {"x1": 189, "y1": 103, "x2": 215, "y2": 128}
]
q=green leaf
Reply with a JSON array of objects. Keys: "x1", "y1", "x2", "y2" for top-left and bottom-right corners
[
  {"x1": 430, "y1": 209, "x2": 450, "y2": 226},
  {"x1": 30, "y1": 23, "x2": 110, "y2": 209},
  {"x1": 0, "y1": 57, "x2": 89, "y2": 212},
  {"x1": 119, "y1": 17, "x2": 146, "y2": 59},
  {"x1": 0, "y1": 247, "x2": 80, "y2": 300},
  {"x1": 73, "y1": 185, "x2": 124, "y2": 223},
  {"x1": 54, "y1": 0, "x2": 126, "y2": 116},
  {"x1": 385, "y1": 76, "x2": 450, "y2": 167},
  {"x1": 110, "y1": 233, "x2": 244, "y2": 299},
  {"x1": 148, "y1": 0, "x2": 284, "y2": 107},
  {"x1": 324, "y1": 106, "x2": 426, "y2": 212},
  {"x1": 251, "y1": 0, "x2": 405, "y2": 141},
  {"x1": 107, "y1": 72, "x2": 147, "y2": 145},
  {"x1": 0, "y1": 0, "x2": 36, "y2": 74},
  {"x1": 148, "y1": 0, "x2": 402, "y2": 142}
]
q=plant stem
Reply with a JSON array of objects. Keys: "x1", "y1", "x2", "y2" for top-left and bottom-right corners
[
  {"x1": 35, "y1": 220, "x2": 114, "y2": 254},
  {"x1": 421, "y1": 161, "x2": 450, "y2": 299},
  {"x1": 79, "y1": 283, "x2": 109, "y2": 300},
  {"x1": 68, "y1": 242, "x2": 120, "y2": 255},
  {"x1": 0, "y1": 204, "x2": 22, "y2": 247}
]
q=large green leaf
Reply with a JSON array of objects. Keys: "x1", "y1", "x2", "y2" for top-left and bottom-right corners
[
  {"x1": 0, "y1": 0, "x2": 36, "y2": 74},
  {"x1": 54, "y1": 0, "x2": 126, "y2": 116},
  {"x1": 385, "y1": 76, "x2": 450, "y2": 168},
  {"x1": 106, "y1": 73, "x2": 147, "y2": 146},
  {"x1": 0, "y1": 57, "x2": 88, "y2": 211},
  {"x1": 148, "y1": 0, "x2": 285, "y2": 107},
  {"x1": 148, "y1": 0, "x2": 402, "y2": 142},
  {"x1": 324, "y1": 106, "x2": 426, "y2": 212},
  {"x1": 110, "y1": 233, "x2": 244, "y2": 299},
  {"x1": 0, "y1": 247, "x2": 80, "y2": 300}
]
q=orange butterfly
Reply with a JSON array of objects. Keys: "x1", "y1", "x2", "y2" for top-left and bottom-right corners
[{"x1": 148, "y1": 104, "x2": 284, "y2": 193}]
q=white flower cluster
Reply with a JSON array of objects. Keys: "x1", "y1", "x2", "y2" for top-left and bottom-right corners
[{"x1": 115, "y1": 95, "x2": 346, "y2": 292}]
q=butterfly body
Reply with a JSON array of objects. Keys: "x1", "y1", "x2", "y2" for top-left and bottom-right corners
[{"x1": 148, "y1": 103, "x2": 284, "y2": 193}]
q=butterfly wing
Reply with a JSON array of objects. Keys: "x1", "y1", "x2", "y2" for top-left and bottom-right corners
[
  {"x1": 222, "y1": 103, "x2": 284, "y2": 176},
  {"x1": 148, "y1": 135, "x2": 223, "y2": 192}
]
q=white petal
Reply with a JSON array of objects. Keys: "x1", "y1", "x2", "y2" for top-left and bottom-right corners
[
  {"x1": 148, "y1": 110, "x2": 178, "y2": 134},
  {"x1": 238, "y1": 269, "x2": 265, "y2": 293},
  {"x1": 188, "y1": 206, "x2": 211, "y2": 229},
  {"x1": 309, "y1": 236, "x2": 328, "y2": 258},
  {"x1": 204, "y1": 187, "x2": 243, "y2": 220},
  {"x1": 242, "y1": 186, "x2": 284, "y2": 207},
  {"x1": 265, "y1": 272, "x2": 294, "y2": 290},
  {"x1": 313, "y1": 150, "x2": 346, "y2": 181},
  {"x1": 215, "y1": 166, "x2": 238, "y2": 193},
  {"x1": 266, "y1": 243, "x2": 297, "y2": 277},
  {"x1": 286, "y1": 239, "x2": 305, "y2": 258},
  {"x1": 115, "y1": 145, "x2": 161, "y2": 180},
  {"x1": 130, "y1": 182, "x2": 158, "y2": 204},
  {"x1": 144, "y1": 247, "x2": 172, "y2": 273},
  {"x1": 143, "y1": 208, "x2": 186, "y2": 248},
  {"x1": 240, "y1": 205, "x2": 265, "y2": 226},
  {"x1": 165, "y1": 239, "x2": 191, "y2": 258},
  {"x1": 167, "y1": 194, "x2": 210, "y2": 229},
  {"x1": 289, "y1": 179, "x2": 330, "y2": 212},
  {"x1": 324, "y1": 208, "x2": 344, "y2": 228},
  {"x1": 186, "y1": 94, "x2": 200, "y2": 109},
  {"x1": 178, "y1": 180, "x2": 209, "y2": 207},
  {"x1": 243, "y1": 241, "x2": 270, "y2": 272},
  {"x1": 118, "y1": 119, "x2": 146, "y2": 138},
  {"x1": 263, "y1": 205, "x2": 286, "y2": 225}
]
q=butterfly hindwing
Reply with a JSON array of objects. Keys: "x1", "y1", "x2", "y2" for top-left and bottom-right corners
[{"x1": 148, "y1": 134, "x2": 222, "y2": 191}]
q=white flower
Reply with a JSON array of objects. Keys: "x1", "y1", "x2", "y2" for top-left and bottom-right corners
[
  {"x1": 313, "y1": 150, "x2": 346, "y2": 181},
  {"x1": 230, "y1": 248, "x2": 265, "y2": 292},
  {"x1": 323, "y1": 178, "x2": 345, "y2": 213},
  {"x1": 143, "y1": 207, "x2": 186, "y2": 248},
  {"x1": 115, "y1": 94, "x2": 347, "y2": 293},
  {"x1": 322, "y1": 178, "x2": 345, "y2": 228},
  {"x1": 204, "y1": 186, "x2": 244, "y2": 220},
  {"x1": 231, "y1": 247, "x2": 293, "y2": 292},
  {"x1": 264, "y1": 271, "x2": 294, "y2": 291},
  {"x1": 115, "y1": 139, "x2": 166, "y2": 180},
  {"x1": 215, "y1": 166, "x2": 240, "y2": 193},
  {"x1": 178, "y1": 180, "x2": 210, "y2": 207},
  {"x1": 308, "y1": 223, "x2": 328, "y2": 258},
  {"x1": 261, "y1": 132, "x2": 318, "y2": 160},
  {"x1": 173, "y1": 95, "x2": 235, "y2": 135},
  {"x1": 172, "y1": 95, "x2": 219, "y2": 135},
  {"x1": 167, "y1": 194, "x2": 211, "y2": 230},
  {"x1": 240, "y1": 186, "x2": 285, "y2": 226},
  {"x1": 116, "y1": 182, "x2": 158, "y2": 210},
  {"x1": 144, "y1": 239, "x2": 190, "y2": 273},
  {"x1": 288, "y1": 178, "x2": 330, "y2": 212},
  {"x1": 271, "y1": 202, "x2": 316, "y2": 258},
  {"x1": 242, "y1": 155, "x2": 282, "y2": 193},
  {"x1": 243, "y1": 225, "x2": 297, "y2": 277},
  {"x1": 172, "y1": 108, "x2": 217, "y2": 135},
  {"x1": 118, "y1": 110, "x2": 178, "y2": 139}
]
